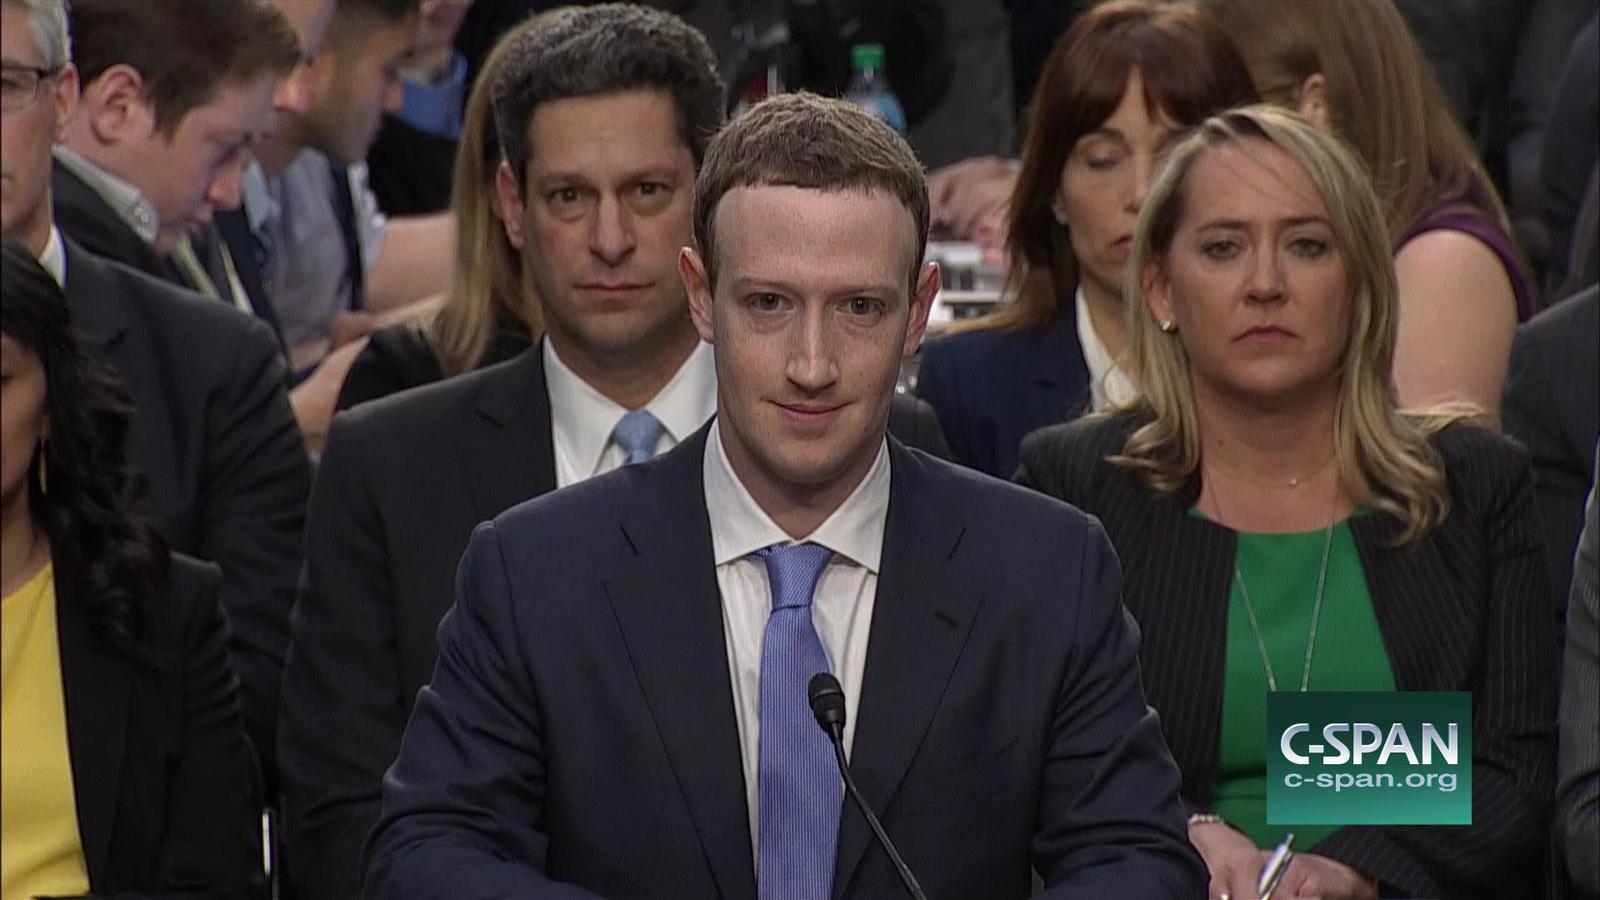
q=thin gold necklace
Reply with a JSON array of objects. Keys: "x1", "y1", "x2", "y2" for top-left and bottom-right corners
[
  {"x1": 1207, "y1": 452, "x2": 1338, "y2": 490},
  {"x1": 1208, "y1": 477, "x2": 1337, "y2": 692}
]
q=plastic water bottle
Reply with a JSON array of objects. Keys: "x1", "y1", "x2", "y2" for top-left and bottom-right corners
[{"x1": 844, "y1": 43, "x2": 907, "y2": 135}]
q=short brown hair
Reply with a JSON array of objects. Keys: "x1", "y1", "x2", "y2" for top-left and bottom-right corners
[
  {"x1": 490, "y1": 4, "x2": 725, "y2": 186},
  {"x1": 69, "y1": 0, "x2": 299, "y2": 136},
  {"x1": 693, "y1": 91, "x2": 929, "y2": 291}
]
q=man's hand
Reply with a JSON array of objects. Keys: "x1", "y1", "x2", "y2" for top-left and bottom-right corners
[
  {"x1": 1278, "y1": 853, "x2": 1379, "y2": 900},
  {"x1": 329, "y1": 310, "x2": 379, "y2": 351},
  {"x1": 289, "y1": 336, "x2": 371, "y2": 455},
  {"x1": 927, "y1": 155, "x2": 1017, "y2": 240}
]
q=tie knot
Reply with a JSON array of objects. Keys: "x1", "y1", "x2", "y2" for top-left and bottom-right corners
[
  {"x1": 753, "y1": 542, "x2": 834, "y2": 610},
  {"x1": 612, "y1": 409, "x2": 665, "y2": 464}
]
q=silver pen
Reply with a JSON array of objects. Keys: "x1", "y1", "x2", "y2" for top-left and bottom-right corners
[{"x1": 1258, "y1": 832, "x2": 1296, "y2": 900}]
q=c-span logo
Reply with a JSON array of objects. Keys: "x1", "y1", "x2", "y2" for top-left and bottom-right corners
[{"x1": 1267, "y1": 691, "x2": 1471, "y2": 826}]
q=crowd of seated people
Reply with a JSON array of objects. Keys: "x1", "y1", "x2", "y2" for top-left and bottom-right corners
[{"x1": 0, "y1": 0, "x2": 1594, "y2": 898}]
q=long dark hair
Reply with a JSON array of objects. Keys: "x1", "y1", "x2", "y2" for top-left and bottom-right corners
[
  {"x1": 957, "y1": 0, "x2": 1257, "y2": 334},
  {"x1": 1, "y1": 238, "x2": 168, "y2": 660}
]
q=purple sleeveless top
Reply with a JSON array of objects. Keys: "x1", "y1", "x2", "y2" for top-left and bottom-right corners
[{"x1": 1399, "y1": 202, "x2": 1541, "y2": 322}]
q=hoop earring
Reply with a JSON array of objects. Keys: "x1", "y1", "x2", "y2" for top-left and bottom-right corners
[
  {"x1": 1159, "y1": 319, "x2": 1178, "y2": 334},
  {"x1": 37, "y1": 444, "x2": 48, "y2": 496}
]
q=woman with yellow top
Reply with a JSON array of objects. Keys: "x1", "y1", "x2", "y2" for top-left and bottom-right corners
[
  {"x1": 1017, "y1": 108, "x2": 1556, "y2": 899},
  {"x1": 1, "y1": 239, "x2": 262, "y2": 899}
]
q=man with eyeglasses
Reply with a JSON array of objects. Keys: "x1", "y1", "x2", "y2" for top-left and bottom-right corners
[{"x1": 0, "y1": 0, "x2": 311, "y2": 791}]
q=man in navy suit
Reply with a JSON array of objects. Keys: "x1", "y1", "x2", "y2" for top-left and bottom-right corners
[{"x1": 367, "y1": 90, "x2": 1203, "y2": 899}]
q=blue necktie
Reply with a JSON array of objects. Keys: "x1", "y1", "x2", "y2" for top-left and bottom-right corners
[
  {"x1": 753, "y1": 542, "x2": 842, "y2": 900},
  {"x1": 612, "y1": 409, "x2": 665, "y2": 465}
]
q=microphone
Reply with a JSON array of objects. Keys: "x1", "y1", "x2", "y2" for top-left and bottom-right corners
[{"x1": 807, "y1": 673, "x2": 929, "y2": 900}]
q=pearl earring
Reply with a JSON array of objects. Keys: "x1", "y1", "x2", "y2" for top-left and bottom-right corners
[{"x1": 1159, "y1": 319, "x2": 1177, "y2": 333}]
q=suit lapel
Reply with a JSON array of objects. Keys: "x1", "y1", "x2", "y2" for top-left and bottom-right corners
[
  {"x1": 832, "y1": 442, "x2": 981, "y2": 897},
  {"x1": 602, "y1": 426, "x2": 755, "y2": 900},
  {"x1": 1029, "y1": 313, "x2": 1091, "y2": 426},
  {"x1": 461, "y1": 346, "x2": 558, "y2": 522},
  {"x1": 1352, "y1": 513, "x2": 1475, "y2": 692},
  {"x1": 56, "y1": 571, "x2": 131, "y2": 883}
]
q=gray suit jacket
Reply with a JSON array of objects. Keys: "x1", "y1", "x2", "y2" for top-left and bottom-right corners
[{"x1": 1558, "y1": 452, "x2": 1600, "y2": 899}]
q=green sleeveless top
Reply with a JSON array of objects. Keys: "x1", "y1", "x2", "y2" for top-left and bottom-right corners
[{"x1": 1208, "y1": 518, "x2": 1396, "y2": 849}]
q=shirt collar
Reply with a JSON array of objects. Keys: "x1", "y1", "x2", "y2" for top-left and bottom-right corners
[
  {"x1": 52, "y1": 145, "x2": 161, "y2": 245},
  {"x1": 39, "y1": 226, "x2": 66, "y2": 288},
  {"x1": 544, "y1": 337, "x2": 718, "y2": 478},
  {"x1": 1075, "y1": 285, "x2": 1138, "y2": 411},
  {"x1": 703, "y1": 418, "x2": 891, "y2": 573}
]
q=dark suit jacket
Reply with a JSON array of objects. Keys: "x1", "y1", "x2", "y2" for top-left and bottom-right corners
[
  {"x1": 61, "y1": 237, "x2": 311, "y2": 785},
  {"x1": 1017, "y1": 413, "x2": 1560, "y2": 900},
  {"x1": 364, "y1": 426, "x2": 1203, "y2": 899},
  {"x1": 278, "y1": 345, "x2": 954, "y2": 899},
  {"x1": 1503, "y1": 284, "x2": 1599, "y2": 609},
  {"x1": 1557, "y1": 455, "x2": 1599, "y2": 898},
  {"x1": 58, "y1": 553, "x2": 263, "y2": 899},
  {"x1": 334, "y1": 318, "x2": 533, "y2": 410},
  {"x1": 916, "y1": 314, "x2": 1090, "y2": 478}
]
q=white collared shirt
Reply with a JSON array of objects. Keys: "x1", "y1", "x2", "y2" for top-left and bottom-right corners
[
  {"x1": 1075, "y1": 286, "x2": 1138, "y2": 411},
  {"x1": 544, "y1": 338, "x2": 717, "y2": 487},
  {"x1": 702, "y1": 419, "x2": 890, "y2": 855},
  {"x1": 52, "y1": 146, "x2": 161, "y2": 245},
  {"x1": 39, "y1": 227, "x2": 66, "y2": 288}
]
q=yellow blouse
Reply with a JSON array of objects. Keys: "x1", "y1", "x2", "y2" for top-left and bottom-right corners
[{"x1": 2, "y1": 564, "x2": 91, "y2": 900}]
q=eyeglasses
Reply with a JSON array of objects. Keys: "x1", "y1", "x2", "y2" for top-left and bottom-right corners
[{"x1": 0, "y1": 64, "x2": 60, "y2": 114}]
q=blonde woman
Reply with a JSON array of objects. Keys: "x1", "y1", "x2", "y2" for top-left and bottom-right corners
[
  {"x1": 1017, "y1": 107, "x2": 1555, "y2": 900},
  {"x1": 335, "y1": 12, "x2": 543, "y2": 410},
  {"x1": 1206, "y1": 0, "x2": 1535, "y2": 413}
]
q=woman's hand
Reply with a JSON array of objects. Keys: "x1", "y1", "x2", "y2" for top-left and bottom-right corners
[
  {"x1": 1189, "y1": 819, "x2": 1268, "y2": 900},
  {"x1": 1276, "y1": 853, "x2": 1379, "y2": 899}
]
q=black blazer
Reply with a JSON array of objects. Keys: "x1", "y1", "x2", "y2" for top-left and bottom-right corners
[
  {"x1": 334, "y1": 317, "x2": 533, "y2": 410},
  {"x1": 1503, "y1": 284, "x2": 1600, "y2": 608},
  {"x1": 365, "y1": 426, "x2": 1203, "y2": 898},
  {"x1": 60, "y1": 237, "x2": 311, "y2": 784},
  {"x1": 58, "y1": 553, "x2": 263, "y2": 899},
  {"x1": 916, "y1": 313, "x2": 1091, "y2": 479},
  {"x1": 1016, "y1": 413, "x2": 1559, "y2": 900},
  {"x1": 278, "y1": 344, "x2": 954, "y2": 899}
]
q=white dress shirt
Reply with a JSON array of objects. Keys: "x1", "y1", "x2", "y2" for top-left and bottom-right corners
[
  {"x1": 544, "y1": 338, "x2": 717, "y2": 488},
  {"x1": 1075, "y1": 286, "x2": 1138, "y2": 411},
  {"x1": 702, "y1": 419, "x2": 891, "y2": 854},
  {"x1": 38, "y1": 227, "x2": 66, "y2": 288}
]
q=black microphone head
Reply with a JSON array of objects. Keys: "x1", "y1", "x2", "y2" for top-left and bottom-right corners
[{"x1": 808, "y1": 672, "x2": 847, "y2": 735}]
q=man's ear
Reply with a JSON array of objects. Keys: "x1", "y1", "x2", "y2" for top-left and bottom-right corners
[
  {"x1": 904, "y1": 260, "x2": 939, "y2": 356},
  {"x1": 1296, "y1": 73, "x2": 1331, "y2": 131},
  {"x1": 493, "y1": 160, "x2": 527, "y2": 250},
  {"x1": 679, "y1": 246, "x2": 715, "y2": 344},
  {"x1": 81, "y1": 64, "x2": 156, "y2": 146}
]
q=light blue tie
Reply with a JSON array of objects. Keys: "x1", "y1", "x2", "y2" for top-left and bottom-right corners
[
  {"x1": 611, "y1": 409, "x2": 665, "y2": 465},
  {"x1": 754, "y1": 542, "x2": 842, "y2": 900}
]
